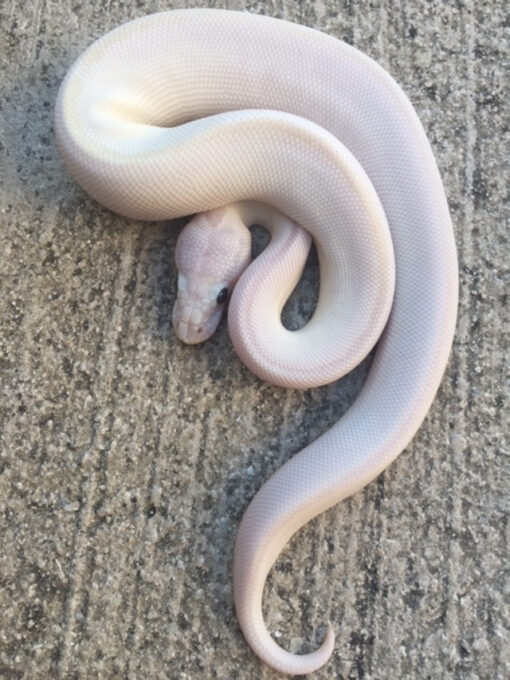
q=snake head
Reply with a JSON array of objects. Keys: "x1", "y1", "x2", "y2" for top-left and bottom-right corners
[{"x1": 172, "y1": 206, "x2": 251, "y2": 344}]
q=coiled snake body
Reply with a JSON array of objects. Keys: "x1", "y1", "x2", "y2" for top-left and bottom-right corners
[{"x1": 55, "y1": 9, "x2": 458, "y2": 675}]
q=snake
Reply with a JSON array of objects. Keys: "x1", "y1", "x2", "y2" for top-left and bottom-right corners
[{"x1": 54, "y1": 9, "x2": 458, "y2": 675}]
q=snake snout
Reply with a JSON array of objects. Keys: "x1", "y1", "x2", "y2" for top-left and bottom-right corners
[
  {"x1": 172, "y1": 274, "x2": 228, "y2": 344},
  {"x1": 172, "y1": 303, "x2": 224, "y2": 344}
]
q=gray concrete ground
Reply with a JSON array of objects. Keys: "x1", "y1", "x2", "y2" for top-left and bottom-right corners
[{"x1": 0, "y1": 1, "x2": 508, "y2": 678}]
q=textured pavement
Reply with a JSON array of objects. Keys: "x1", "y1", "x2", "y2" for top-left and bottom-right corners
[{"x1": 0, "y1": 1, "x2": 508, "y2": 678}]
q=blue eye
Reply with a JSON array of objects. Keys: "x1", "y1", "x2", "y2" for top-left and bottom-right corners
[{"x1": 216, "y1": 287, "x2": 228, "y2": 304}]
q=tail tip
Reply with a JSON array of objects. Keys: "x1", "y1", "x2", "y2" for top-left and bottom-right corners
[
  {"x1": 321, "y1": 622, "x2": 335, "y2": 661},
  {"x1": 279, "y1": 622, "x2": 335, "y2": 675}
]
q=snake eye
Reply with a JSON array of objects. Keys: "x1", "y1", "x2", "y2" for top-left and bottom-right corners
[{"x1": 216, "y1": 287, "x2": 228, "y2": 304}]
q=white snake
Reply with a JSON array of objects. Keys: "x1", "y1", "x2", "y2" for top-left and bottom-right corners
[{"x1": 54, "y1": 9, "x2": 458, "y2": 675}]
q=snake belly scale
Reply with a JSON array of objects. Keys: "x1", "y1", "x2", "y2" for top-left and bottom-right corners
[{"x1": 54, "y1": 9, "x2": 458, "y2": 675}]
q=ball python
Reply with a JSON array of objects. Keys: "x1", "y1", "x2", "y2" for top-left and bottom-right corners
[{"x1": 54, "y1": 9, "x2": 458, "y2": 675}]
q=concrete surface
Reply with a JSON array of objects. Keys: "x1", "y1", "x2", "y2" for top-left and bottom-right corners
[{"x1": 0, "y1": 0, "x2": 508, "y2": 678}]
